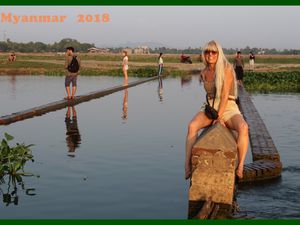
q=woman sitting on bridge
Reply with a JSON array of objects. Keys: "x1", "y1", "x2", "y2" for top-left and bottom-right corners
[{"x1": 185, "y1": 40, "x2": 249, "y2": 180}]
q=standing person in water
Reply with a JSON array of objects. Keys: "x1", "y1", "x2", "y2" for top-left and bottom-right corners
[
  {"x1": 64, "y1": 46, "x2": 81, "y2": 100},
  {"x1": 184, "y1": 40, "x2": 249, "y2": 180},
  {"x1": 233, "y1": 51, "x2": 244, "y2": 86},
  {"x1": 158, "y1": 52, "x2": 164, "y2": 76},
  {"x1": 122, "y1": 50, "x2": 129, "y2": 84}
]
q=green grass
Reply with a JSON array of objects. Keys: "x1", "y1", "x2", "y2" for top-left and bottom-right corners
[
  {"x1": 0, "y1": 61, "x2": 61, "y2": 69},
  {"x1": 0, "y1": 54, "x2": 201, "y2": 63},
  {"x1": 244, "y1": 71, "x2": 300, "y2": 93},
  {"x1": 0, "y1": 59, "x2": 189, "y2": 77},
  {"x1": 228, "y1": 56, "x2": 300, "y2": 64}
]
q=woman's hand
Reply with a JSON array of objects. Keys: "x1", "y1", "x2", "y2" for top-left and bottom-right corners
[{"x1": 213, "y1": 117, "x2": 226, "y2": 126}]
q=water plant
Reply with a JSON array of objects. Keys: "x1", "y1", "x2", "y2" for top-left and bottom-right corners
[
  {"x1": 0, "y1": 133, "x2": 34, "y2": 177},
  {"x1": 0, "y1": 133, "x2": 36, "y2": 206},
  {"x1": 243, "y1": 71, "x2": 300, "y2": 93}
]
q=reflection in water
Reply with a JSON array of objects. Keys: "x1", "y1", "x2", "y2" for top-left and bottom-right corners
[
  {"x1": 158, "y1": 76, "x2": 164, "y2": 102},
  {"x1": 122, "y1": 89, "x2": 128, "y2": 122},
  {"x1": 65, "y1": 106, "x2": 81, "y2": 157},
  {"x1": 9, "y1": 75, "x2": 16, "y2": 98},
  {"x1": 0, "y1": 174, "x2": 36, "y2": 207},
  {"x1": 181, "y1": 75, "x2": 193, "y2": 87}
]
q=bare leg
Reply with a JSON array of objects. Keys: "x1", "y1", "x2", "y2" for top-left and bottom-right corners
[
  {"x1": 72, "y1": 86, "x2": 77, "y2": 98},
  {"x1": 185, "y1": 111, "x2": 212, "y2": 179},
  {"x1": 123, "y1": 69, "x2": 128, "y2": 83},
  {"x1": 225, "y1": 114, "x2": 249, "y2": 178},
  {"x1": 65, "y1": 86, "x2": 71, "y2": 99}
]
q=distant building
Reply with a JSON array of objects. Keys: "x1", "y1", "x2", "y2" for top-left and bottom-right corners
[
  {"x1": 258, "y1": 50, "x2": 265, "y2": 55},
  {"x1": 133, "y1": 46, "x2": 150, "y2": 54},
  {"x1": 122, "y1": 48, "x2": 133, "y2": 54},
  {"x1": 88, "y1": 47, "x2": 110, "y2": 53}
]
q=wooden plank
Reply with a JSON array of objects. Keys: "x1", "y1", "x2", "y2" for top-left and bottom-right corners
[{"x1": 0, "y1": 76, "x2": 160, "y2": 126}]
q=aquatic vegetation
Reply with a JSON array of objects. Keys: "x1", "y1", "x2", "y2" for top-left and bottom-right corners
[
  {"x1": 0, "y1": 133, "x2": 37, "y2": 206},
  {"x1": 0, "y1": 133, "x2": 34, "y2": 177},
  {"x1": 244, "y1": 71, "x2": 300, "y2": 93}
]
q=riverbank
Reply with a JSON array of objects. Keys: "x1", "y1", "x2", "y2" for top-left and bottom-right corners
[
  {"x1": 0, "y1": 52, "x2": 200, "y2": 77},
  {"x1": 1, "y1": 53, "x2": 300, "y2": 77}
]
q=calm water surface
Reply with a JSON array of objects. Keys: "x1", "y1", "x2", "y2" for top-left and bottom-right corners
[{"x1": 0, "y1": 75, "x2": 299, "y2": 219}]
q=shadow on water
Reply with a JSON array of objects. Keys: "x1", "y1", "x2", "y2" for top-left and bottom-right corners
[{"x1": 65, "y1": 106, "x2": 81, "y2": 157}]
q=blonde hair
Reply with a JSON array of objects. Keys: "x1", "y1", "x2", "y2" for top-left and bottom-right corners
[{"x1": 201, "y1": 40, "x2": 237, "y2": 98}]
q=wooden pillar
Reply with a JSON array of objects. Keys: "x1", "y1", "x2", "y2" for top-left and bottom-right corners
[{"x1": 188, "y1": 123, "x2": 237, "y2": 218}]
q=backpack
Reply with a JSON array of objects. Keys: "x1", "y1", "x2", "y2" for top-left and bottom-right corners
[{"x1": 68, "y1": 56, "x2": 79, "y2": 73}]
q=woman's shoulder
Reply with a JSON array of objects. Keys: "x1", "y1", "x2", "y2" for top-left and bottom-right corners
[{"x1": 224, "y1": 62, "x2": 234, "y2": 72}]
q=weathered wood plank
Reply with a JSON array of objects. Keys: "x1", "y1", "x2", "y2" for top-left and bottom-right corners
[{"x1": 0, "y1": 76, "x2": 160, "y2": 126}]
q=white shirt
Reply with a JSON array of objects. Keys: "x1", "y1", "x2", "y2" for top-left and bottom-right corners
[
  {"x1": 158, "y1": 57, "x2": 163, "y2": 65},
  {"x1": 122, "y1": 56, "x2": 128, "y2": 66}
]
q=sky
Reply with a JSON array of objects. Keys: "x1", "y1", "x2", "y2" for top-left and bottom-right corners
[{"x1": 1, "y1": 6, "x2": 300, "y2": 49}]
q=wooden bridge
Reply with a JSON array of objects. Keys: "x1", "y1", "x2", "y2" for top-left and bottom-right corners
[
  {"x1": 0, "y1": 76, "x2": 159, "y2": 126},
  {"x1": 188, "y1": 85, "x2": 282, "y2": 219}
]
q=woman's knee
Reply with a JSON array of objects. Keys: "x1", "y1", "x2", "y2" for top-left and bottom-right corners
[
  {"x1": 238, "y1": 121, "x2": 249, "y2": 134},
  {"x1": 188, "y1": 120, "x2": 202, "y2": 134}
]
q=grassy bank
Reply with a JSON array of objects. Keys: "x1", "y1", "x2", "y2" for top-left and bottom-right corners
[
  {"x1": 0, "y1": 60, "x2": 189, "y2": 77},
  {"x1": 2, "y1": 53, "x2": 300, "y2": 64},
  {"x1": 0, "y1": 53, "x2": 200, "y2": 63},
  {"x1": 244, "y1": 71, "x2": 300, "y2": 93}
]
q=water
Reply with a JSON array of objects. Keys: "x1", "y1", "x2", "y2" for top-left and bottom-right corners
[
  {"x1": 237, "y1": 93, "x2": 300, "y2": 219},
  {"x1": 0, "y1": 75, "x2": 299, "y2": 219}
]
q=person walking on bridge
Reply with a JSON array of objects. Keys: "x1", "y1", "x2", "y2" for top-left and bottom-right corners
[{"x1": 185, "y1": 40, "x2": 249, "y2": 180}]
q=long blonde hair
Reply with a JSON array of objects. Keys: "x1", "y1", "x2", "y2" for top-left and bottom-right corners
[{"x1": 201, "y1": 40, "x2": 237, "y2": 99}]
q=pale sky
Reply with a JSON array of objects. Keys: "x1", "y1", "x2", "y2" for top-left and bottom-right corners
[{"x1": 1, "y1": 6, "x2": 300, "y2": 49}]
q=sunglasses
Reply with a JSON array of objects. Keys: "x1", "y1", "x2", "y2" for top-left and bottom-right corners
[{"x1": 204, "y1": 50, "x2": 218, "y2": 55}]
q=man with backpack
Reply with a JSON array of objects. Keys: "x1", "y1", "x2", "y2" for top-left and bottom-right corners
[{"x1": 64, "y1": 46, "x2": 81, "y2": 100}]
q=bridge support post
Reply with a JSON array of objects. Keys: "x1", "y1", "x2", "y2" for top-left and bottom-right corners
[{"x1": 188, "y1": 123, "x2": 237, "y2": 219}]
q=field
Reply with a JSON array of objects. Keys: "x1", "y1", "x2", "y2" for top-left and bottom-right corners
[
  {"x1": 1, "y1": 52, "x2": 300, "y2": 76},
  {"x1": 1, "y1": 52, "x2": 300, "y2": 92},
  {"x1": 0, "y1": 52, "x2": 202, "y2": 77}
]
